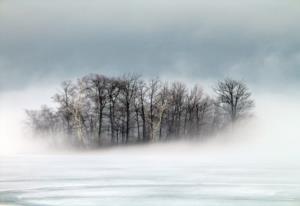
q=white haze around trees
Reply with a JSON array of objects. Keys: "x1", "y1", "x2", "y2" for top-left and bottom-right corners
[{"x1": 25, "y1": 74, "x2": 254, "y2": 148}]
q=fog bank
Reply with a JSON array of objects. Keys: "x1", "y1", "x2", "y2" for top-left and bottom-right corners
[{"x1": 0, "y1": 86, "x2": 299, "y2": 166}]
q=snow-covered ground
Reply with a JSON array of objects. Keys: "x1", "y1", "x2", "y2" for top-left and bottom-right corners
[
  {"x1": 1, "y1": 89, "x2": 300, "y2": 205},
  {"x1": 1, "y1": 150, "x2": 300, "y2": 206}
]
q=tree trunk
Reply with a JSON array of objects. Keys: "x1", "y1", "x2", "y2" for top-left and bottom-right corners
[
  {"x1": 98, "y1": 109, "x2": 103, "y2": 145},
  {"x1": 109, "y1": 102, "x2": 115, "y2": 144},
  {"x1": 125, "y1": 102, "x2": 130, "y2": 143},
  {"x1": 135, "y1": 109, "x2": 141, "y2": 142}
]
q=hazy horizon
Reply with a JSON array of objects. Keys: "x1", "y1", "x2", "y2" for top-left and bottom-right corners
[{"x1": 1, "y1": 1, "x2": 300, "y2": 205}]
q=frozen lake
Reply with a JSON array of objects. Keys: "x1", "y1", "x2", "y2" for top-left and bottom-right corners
[{"x1": 1, "y1": 150, "x2": 300, "y2": 206}]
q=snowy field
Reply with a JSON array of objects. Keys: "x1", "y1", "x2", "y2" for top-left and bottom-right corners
[
  {"x1": 1, "y1": 90, "x2": 300, "y2": 206},
  {"x1": 1, "y1": 150, "x2": 300, "y2": 206}
]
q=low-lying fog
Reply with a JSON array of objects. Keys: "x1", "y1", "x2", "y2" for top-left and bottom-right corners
[
  {"x1": 1, "y1": 86, "x2": 300, "y2": 206},
  {"x1": 1, "y1": 85, "x2": 299, "y2": 162}
]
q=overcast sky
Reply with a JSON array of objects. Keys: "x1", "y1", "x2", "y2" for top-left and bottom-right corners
[{"x1": 0, "y1": 0, "x2": 299, "y2": 92}]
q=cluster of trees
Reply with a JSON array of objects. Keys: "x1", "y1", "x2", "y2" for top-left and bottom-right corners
[{"x1": 26, "y1": 74, "x2": 254, "y2": 148}]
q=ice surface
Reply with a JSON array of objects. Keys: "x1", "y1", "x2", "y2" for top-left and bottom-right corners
[{"x1": 1, "y1": 153, "x2": 300, "y2": 206}]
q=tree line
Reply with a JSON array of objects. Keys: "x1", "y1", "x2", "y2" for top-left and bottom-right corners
[{"x1": 26, "y1": 74, "x2": 254, "y2": 148}]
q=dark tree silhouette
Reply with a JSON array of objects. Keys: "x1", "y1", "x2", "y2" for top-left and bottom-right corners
[
  {"x1": 214, "y1": 78, "x2": 254, "y2": 123},
  {"x1": 26, "y1": 74, "x2": 255, "y2": 148}
]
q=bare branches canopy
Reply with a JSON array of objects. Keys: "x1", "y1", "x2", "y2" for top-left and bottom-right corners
[
  {"x1": 214, "y1": 78, "x2": 254, "y2": 122},
  {"x1": 26, "y1": 74, "x2": 254, "y2": 148}
]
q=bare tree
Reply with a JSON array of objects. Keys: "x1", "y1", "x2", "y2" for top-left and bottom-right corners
[
  {"x1": 136, "y1": 80, "x2": 148, "y2": 142},
  {"x1": 214, "y1": 78, "x2": 254, "y2": 123},
  {"x1": 119, "y1": 74, "x2": 139, "y2": 143},
  {"x1": 53, "y1": 81, "x2": 76, "y2": 137},
  {"x1": 27, "y1": 74, "x2": 255, "y2": 148},
  {"x1": 107, "y1": 78, "x2": 121, "y2": 144},
  {"x1": 147, "y1": 78, "x2": 160, "y2": 141},
  {"x1": 26, "y1": 105, "x2": 57, "y2": 136},
  {"x1": 71, "y1": 79, "x2": 89, "y2": 146},
  {"x1": 157, "y1": 82, "x2": 169, "y2": 140},
  {"x1": 184, "y1": 85, "x2": 203, "y2": 136},
  {"x1": 195, "y1": 97, "x2": 213, "y2": 137},
  {"x1": 86, "y1": 74, "x2": 109, "y2": 145},
  {"x1": 168, "y1": 82, "x2": 187, "y2": 138}
]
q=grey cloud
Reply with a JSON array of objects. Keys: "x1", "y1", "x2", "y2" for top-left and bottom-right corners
[{"x1": 0, "y1": 0, "x2": 300, "y2": 91}]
